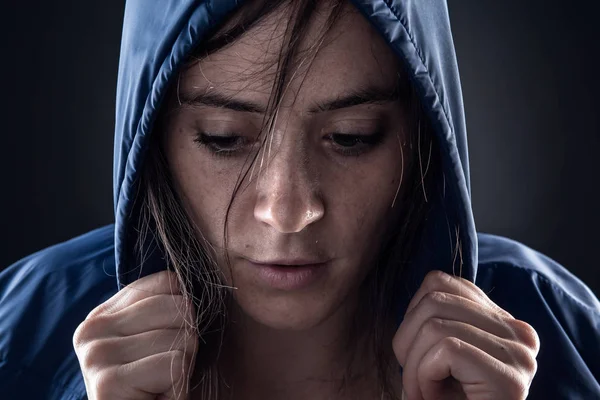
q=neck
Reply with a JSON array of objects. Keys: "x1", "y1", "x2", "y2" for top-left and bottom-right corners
[{"x1": 218, "y1": 295, "x2": 380, "y2": 400}]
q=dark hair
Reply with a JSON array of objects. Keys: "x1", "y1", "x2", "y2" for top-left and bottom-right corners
[{"x1": 138, "y1": 0, "x2": 440, "y2": 398}]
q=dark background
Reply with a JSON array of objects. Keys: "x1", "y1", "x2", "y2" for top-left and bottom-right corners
[{"x1": 0, "y1": 1, "x2": 598, "y2": 295}]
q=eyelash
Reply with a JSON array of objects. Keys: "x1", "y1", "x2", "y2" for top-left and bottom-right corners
[
  {"x1": 325, "y1": 131, "x2": 385, "y2": 156},
  {"x1": 193, "y1": 130, "x2": 385, "y2": 158},
  {"x1": 193, "y1": 132, "x2": 247, "y2": 158}
]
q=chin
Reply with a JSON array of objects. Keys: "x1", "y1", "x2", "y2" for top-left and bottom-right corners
[{"x1": 233, "y1": 289, "x2": 345, "y2": 331}]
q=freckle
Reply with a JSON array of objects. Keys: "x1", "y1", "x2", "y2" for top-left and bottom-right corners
[{"x1": 245, "y1": 243, "x2": 250, "y2": 249}]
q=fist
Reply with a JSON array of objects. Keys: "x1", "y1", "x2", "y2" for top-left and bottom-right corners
[
  {"x1": 393, "y1": 270, "x2": 540, "y2": 400},
  {"x1": 73, "y1": 270, "x2": 198, "y2": 400}
]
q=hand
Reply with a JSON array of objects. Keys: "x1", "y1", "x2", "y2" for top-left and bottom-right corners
[
  {"x1": 392, "y1": 270, "x2": 540, "y2": 400},
  {"x1": 73, "y1": 270, "x2": 198, "y2": 400}
]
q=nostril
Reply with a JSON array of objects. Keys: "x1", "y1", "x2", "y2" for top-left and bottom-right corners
[{"x1": 254, "y1": 197, "x2": 324, "y2": 233}]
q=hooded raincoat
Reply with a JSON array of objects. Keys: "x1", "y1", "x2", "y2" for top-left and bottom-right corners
[{"x1": 1, "y1": 0, "x2": 599, "y2": 399}]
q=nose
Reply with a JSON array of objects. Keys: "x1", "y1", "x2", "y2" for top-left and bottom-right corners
[{"x1": 253, "y1": 135, "x2": 325, "y2": 233}]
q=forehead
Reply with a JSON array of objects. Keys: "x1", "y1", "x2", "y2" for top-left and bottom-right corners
[{"x1": 179, "y1": 2, "x2": 401, "y2": 105}]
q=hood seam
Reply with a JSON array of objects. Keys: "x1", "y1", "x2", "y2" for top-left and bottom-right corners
[{"x1": 382, "y1": 0, "x2": 454, "y2": 139}]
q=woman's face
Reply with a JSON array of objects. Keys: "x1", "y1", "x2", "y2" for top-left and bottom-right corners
[{"x1": 163, "y1": 2, "x2": 412, "y2": 330}]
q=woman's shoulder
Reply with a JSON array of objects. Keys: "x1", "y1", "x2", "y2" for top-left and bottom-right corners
[
  {"x1": 1, "y1": 224, "x2": 116, "y2": 284},
  {"x1": 475, "y1": 232, "x2": 600, "y2": 398},
  {"x1": 476, "y1": 232, "x2": 599, "y2": 315},
  {"x1": 0, "y1": 224, "x2": 117, "y2": 399}
]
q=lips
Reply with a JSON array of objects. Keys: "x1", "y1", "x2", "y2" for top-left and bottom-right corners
[
  {"x1": 245, "y1": 257, "x2": 329, "y2": 266},
  {"x1": 244, "y1": 259, "x2": 330, "y2": 290}
]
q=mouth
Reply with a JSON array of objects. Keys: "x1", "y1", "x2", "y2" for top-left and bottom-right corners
[
  {"x1": 245, "y1": 256, "x2": 330, "y2": 266},
  {"x1": 244, "y1": 258, "x2": 330, "y2": 290}
]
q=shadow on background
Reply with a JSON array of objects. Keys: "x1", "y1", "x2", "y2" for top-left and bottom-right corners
[{"x1": 0, "y1": 0, "x2": 598, "y2": 294}]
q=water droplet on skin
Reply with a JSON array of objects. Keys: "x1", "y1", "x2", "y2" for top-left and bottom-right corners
[{"x1": 305, "y1": 210, "x2": 314, "y2": 221}]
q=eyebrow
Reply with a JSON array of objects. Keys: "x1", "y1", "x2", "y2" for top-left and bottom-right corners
[
  {"x1": 308, "y1": 84, "x2": 404, "y2": 113},
  {"x1": 180, "y1": 91, "x2": 266, "y2": 113},
  {"x1": 179, "y1": 84, "x2": 403, "y2": 114}
]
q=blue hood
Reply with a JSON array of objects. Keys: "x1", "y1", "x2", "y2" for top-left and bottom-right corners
[{"x1": 113, "y1": 0, "x2": 478, "y2": 292}]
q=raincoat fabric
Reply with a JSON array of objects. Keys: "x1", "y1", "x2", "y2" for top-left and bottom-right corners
[{"x1": 1, "y1": 0, "x2": 599, "y2": 398}]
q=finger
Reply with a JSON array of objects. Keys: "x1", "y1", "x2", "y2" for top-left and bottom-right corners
[
  {"x1": 84, "y1": 328, "x2": 198, "y2": 366},
  {"x1": 394, "y1": 292, "x2": 516, "y2": 366},
  {"x1": 417, "y1": 338, "x2": 529, "y2": 400},
  {"x1": 114, "y1": 294, "x2": 195, "y2": 336},
  {"x1": 77, "y1": 294, "x2": 193, "y2": 339},
  {"x1": 87, "y1": 270, "x2": 182, "y2": 319},
  {"x1": 114, "y1": 350, "x2": 196, "y2": 399},
  {"x1": 406, "y1": 271, "x2": 512, "y2": 319},
  {"x1": 401, "y1": 319, "x2": 534, "y2": 400}
]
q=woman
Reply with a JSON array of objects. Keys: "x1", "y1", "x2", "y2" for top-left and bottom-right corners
[{"x1": 0, "y1": 0, "x2": 598, "y2": 399}]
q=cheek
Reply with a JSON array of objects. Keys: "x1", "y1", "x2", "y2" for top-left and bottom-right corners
[
  {"x1": 323, "y1": 148, "x2": 406, "y2": 258},
  {"x1": 164, "y1": 129, "x2": 240, "y2": 246}
]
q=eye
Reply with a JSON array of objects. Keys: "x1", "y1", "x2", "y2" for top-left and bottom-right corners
[
  {"x1": 326, "y1": 131, "x2": 385, "y2": 156},
  {"x1": 331, "y1": 134, "x2": 364, "y2": 147},
  {"x1": 194, "y1": 132, "x2": 248, "y2": 157}
]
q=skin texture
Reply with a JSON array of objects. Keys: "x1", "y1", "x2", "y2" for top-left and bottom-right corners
[
  {"x1": 73, "y1": 1, "x2": 539, "y2": 399},
  {"x1": 163, "y1": 3, "x2": 410, "y2": 396},
  {"x1": 163, "y1": 2, "x2": 408, "y2": 333}
]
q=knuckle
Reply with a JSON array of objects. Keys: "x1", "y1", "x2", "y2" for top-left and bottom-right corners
[
  {"x1": 423, "y1": 291, "x2": 448, "y2": 309},
  {"x1": 73, "y1": 316, "x2": 110, "y2": 347},
  {"x1": 505, "y1": 376, "x2": 529, "y2": 400},
  {"x1": 528, "y1": 359, "x2": 539, "y2": 384},
  {"x1": 156, "y1": 270, "x2": 181, "y2": 293},
  {"x1": 78, "y1": 350, "x2": 96, "y2": 373},
  {"x1": 84, "y1": 307, "x2": 101, "y2": 321},
  {"x1": 93, "y1": 368, "x2": 119, "y2": 398},
  {"x1": 528, "y1": 358, "x2": 539, "y2": 378},
  {"x1": 87, "y1": 295, "x2": 124, "y2": 319},
  {"x1": 439, "y1": 336, "x2": 463, "y2": 355},
  {"x1": 92, "y1": 339, "x2": 117, "y2": 365},
  {"x1": 511, "y1": 343, "x2": 538, "y2": 373},
  {"x1": 85, "y1": 299, "x2": 114, "y2": 320},
  {"x1": 512, "y1": 343, "x2": 535, "y2": 370},
  {"x1": 79, "y1": 341, "x2": 109, "y2": 371},
  {"x1": 391, "y1": 332, "x2": 406, "y2": 364},
  {"x1": 113, "y1": 362, "x2": 144, "y2": 398},
  {"x1": 423, "y1": 270, "x2": 452, "y2": 290},
  {"x1": 73, "y1": 322, "x2": 88, "y2": 349},
  {"x1": 509, "y1": 319, "x2": 540, "y2": 352},
  {"x1": 495, "y1": 364, "x2": 531, "y2": 400},
  {"x1": 420, "y1": 317, "x2": 446, "y2": 339}
]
